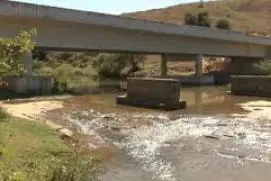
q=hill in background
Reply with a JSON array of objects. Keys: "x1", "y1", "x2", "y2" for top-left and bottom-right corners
[{"x1": 124, "y1": 0, "x2": 271, "y2": 34}]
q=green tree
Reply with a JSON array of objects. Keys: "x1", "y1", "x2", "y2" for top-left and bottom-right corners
[
  {"x1": 92, "y1": 53, "x2": 145, "y2": 79},
  {"x1": 0, "y1": 29, "x2": 36, "y2": 75}
]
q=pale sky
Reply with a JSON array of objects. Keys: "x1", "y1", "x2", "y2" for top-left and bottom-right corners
[{"x1": 12, "y1": 0, "x2": 201, "y2": 15}]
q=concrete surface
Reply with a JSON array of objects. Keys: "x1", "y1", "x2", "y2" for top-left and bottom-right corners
[
  {"x1": 0, "y1": 1, "x2": 270, "y2": 57},
  {"x1": 116, "y1": 77, "x2": 186, "y2": 110},
  {"x1": 2, "y1": 76, "x2": 54, "y2": 94}
]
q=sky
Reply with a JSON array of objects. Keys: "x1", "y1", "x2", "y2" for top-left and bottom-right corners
[{"x1": 12, "y1": 0, "x2": 200, "y2": 15}]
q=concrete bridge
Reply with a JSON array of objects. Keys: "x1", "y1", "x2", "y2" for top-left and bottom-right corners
[{"x1": 1, "y1": 1, "x2": 271, "y2": 76}]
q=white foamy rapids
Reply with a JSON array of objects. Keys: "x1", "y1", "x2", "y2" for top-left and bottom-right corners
[
  {"x1": 120, "y1": 117, "x2": 218, "y2": 181},
  {"x1": 121, "y1": 116, "x2": 271, "y2": 180},
  {"x1": 64, "y1": 111, "x2": 271, "y2": 181},
  {"x1": 65, "y1": 114, "x2": 108, "y2": 144}
]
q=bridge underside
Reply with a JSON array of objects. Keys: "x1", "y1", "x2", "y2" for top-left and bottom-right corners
[{"x1": 0, "y1": 15, "x2": 268, "y2": 58}]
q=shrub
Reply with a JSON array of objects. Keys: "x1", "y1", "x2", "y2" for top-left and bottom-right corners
[
  {"x1": 34, "y1": 52, "x2": 145, "y2": 93},
  {"x1": 0, "y1": 152, "x2": 98, "y2": 181},
  {"x1": 92, "y1": 53, "x2": 145, "y2": 79},
  {"x1": 253, "y1": 60, "x2": 271, "y2": 75},
  {"x1": 184, "y1": 13, "x2": 197, "y2": 25},
  {"x1": 197, "y1": 11, "x2": 211, "y2": 27},
  {"x1": 184, "y1": 11, "x2": 211, "y2": 27},
  {"x1": 0, "y1": 109, "x2": 9, "y2": 121},
  {"x1": 47, "y1": 153, "x2": 97, "y2": 181},
  {"x1": 216, "y1": 19, "x2": 231, "y2": 29},
  {"x1": 0, "y1": 29, "x2": 36, "y2": 76}
]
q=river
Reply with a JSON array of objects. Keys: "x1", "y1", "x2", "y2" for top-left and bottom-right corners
[{"x1": 47, "y1": 85, "x2": 271, "y2": 181}]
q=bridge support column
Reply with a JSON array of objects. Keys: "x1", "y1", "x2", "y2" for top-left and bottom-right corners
[
  {"x1": 195, "y1": 55, "x2": 203, "y2": 76},
  {"x1": 161, "y1": 54, "x2": 168, "y2": 77},
  {"x1": 24, "y1": 51, "x2": 33, "y2": 76}
]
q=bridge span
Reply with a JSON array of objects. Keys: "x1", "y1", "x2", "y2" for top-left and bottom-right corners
[{"x1": 1, "y1": 1, "x2": 271, "y2": 76}]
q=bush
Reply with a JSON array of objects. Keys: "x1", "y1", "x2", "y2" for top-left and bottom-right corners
[
  {"x1": 184, "y1": 11, "x2": 211, "y2": 27},
  {"x1": 216, "y1": 19, "x2": 231, "y2": 29},
  {"x1": 92, "y1": 53, "x2": 144, "y2": 79},
  {"x1": 46, "y1": 153, "x2": 98, "y2": 181},
  {"x1": 253, "y1": 60, "x2": 271, "y2": 75},
  {"x1": 0, "y1": 152, "x2": 97, "y2": 181},
  {"x1": 34, "y1": 52, "x2": 145, "y2": 93},
  {"x1": 184, "y1": 13, "x2": 197, "y2": 25},
  {"x1": 197, "y1": 11, "x2": 211, "y2": 27},
  {"x1": 0, "y1": 29, "x2": 36, "y2": 76},
  {"x1": 0, "y1": 109, "x2": 9, "y2": 121}
]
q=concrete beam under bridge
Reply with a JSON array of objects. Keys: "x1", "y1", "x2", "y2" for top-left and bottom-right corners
[
  {"x1": 0, "y1": 1, "x2": 271, "y2": 58},
  {"x1": 161, "y1": 54, "x2": 198, "y2": 62}
]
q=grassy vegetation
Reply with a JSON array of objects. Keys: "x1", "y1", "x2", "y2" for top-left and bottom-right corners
[
  {"x1": 0, "y1": 109, "x2": 98, "y2": 181},
  {"x1": 33, "y1": 52, "x2": 145, "y2": 94},
  {"x1": 253, "y1": 60, "x2": 271, "y2": 75},
  {"x1": 137, "y1": 55, "x2": 195, "y2": 77},
  {"x1": 125, "y1": 0, "x2": 271, "y2": 34}
]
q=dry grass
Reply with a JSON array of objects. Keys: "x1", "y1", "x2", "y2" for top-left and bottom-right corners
[{"x1": 124, "y1": 0, "x2": 271, "y2": 34}]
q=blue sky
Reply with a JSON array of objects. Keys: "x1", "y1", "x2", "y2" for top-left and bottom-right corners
[{"x1": 12, "y1": 0, "x2": 201, "y2": 15}]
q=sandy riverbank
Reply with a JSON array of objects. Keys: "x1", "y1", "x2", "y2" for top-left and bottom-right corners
[
  {"x1": 0, "y1": 96, "x2": 73, "y2": 137},
  {"x1": 233, "y1": 100, "x2": 271, "y2": 119},
  {"x1": 2, "y1": 96, "x2": 271, "y2": 129}
]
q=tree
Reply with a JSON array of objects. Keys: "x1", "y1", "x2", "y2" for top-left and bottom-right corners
[
  {"x1": 92, "y1": 53, "x2": 145, "y2": 79},
  {"x1": 197, "y1": 11, "x2": 211, "y2": 27},
  {"x1": 184, "y1": 11, "x2": 211, "y2": 27},
  {"x1": 0, "y1": 29, "x2": 36, "y2": 75},
  {"x1": 184, "y1": 13, "x2": 197, "y2": 26},
  {"x1": 216, "y1": 19, "x2": 231, "y2": 30}
]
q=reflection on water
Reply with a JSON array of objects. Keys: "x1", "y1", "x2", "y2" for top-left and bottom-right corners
[
  {"x1": 179, "y1": 85, "x2": 271, "y2": 115},
  {"x1": 181, "y1": 85, "x2": 229, "y2": 114}
]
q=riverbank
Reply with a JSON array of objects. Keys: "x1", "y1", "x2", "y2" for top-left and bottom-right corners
[
  {"x1": 0, "y1": 109, "x2": 100, "y2": 180},
  {"x1": 0, "y1": 96, "x2": 106, "y2": 181}
]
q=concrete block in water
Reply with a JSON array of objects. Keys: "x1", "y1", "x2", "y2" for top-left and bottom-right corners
[{"x1": 116, "y1": 77, "x2": 186, "y2": 110}]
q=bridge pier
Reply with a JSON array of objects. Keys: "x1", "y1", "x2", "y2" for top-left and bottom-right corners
[
  {"x1": 24, "y1": 51, "x2": 33, "y2": 76},
  {"x1": 195, "y1": 55, "x2": 203, "y2": 76},
  {"x1": 161, "y1": 54, "x2": 168, "y2": 77}
]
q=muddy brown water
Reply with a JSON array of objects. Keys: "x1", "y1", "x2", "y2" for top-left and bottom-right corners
[{"x1": 45, "y1": 85, "x2": 271, "y2": 181}]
